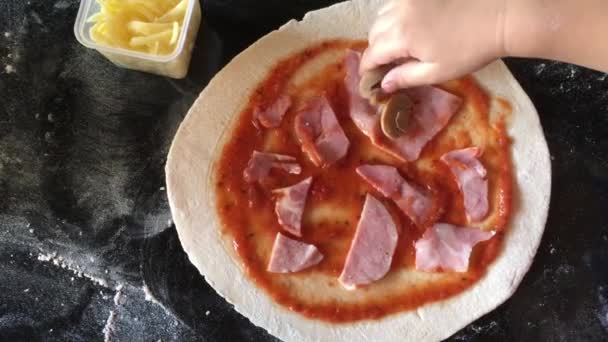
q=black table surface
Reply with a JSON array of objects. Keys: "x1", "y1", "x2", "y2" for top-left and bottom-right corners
[{"x1": 1, "y1": 0, "x2": 607, "y2": 341}]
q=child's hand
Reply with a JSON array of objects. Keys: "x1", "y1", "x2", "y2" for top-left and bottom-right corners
[{"x1": 360, "y1": 0, "x2": 507, "y2": 92}]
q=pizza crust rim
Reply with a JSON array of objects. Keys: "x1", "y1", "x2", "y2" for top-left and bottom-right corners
[{"x1": 165, "y1": 0, "x2": 551, "y2": 341}]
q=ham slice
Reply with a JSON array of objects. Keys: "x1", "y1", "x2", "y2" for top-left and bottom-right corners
[
  {"x1": 243, "y1": 151, "x2": 301, "y2": 183},
  {"x1": 344, "y1": 50, "x2": 462, "y2": 162},
  {"x1": 252, "y1": 94, "x2": 291, "y2": 128},
  {"x1": 267, "y1": 233, "x2": 323, "y2": 273},
  {"x1": 272, "y1": 177, "x2": 312, "y2": 237},
  {"x1": 339, "y1": 194, "x2": 398, "y2": 290},
  {"x1": 357, "y1": 164, "x2": 434, "y2": 227},
  {"x1": 344, "y1": 50, "x2": 379, "y2": 137},
  {"x1": 294, "y1": 96, "x2": 350, "y2": 167},
  {"x1": 414, "y1": 223, "x2": 495, "y2": 272},
  {"x1": 440, "y1": 147, "x2": 489, "y2": 222}
]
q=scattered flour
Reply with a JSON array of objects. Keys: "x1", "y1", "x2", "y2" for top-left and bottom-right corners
[
  {"x1": 113, "y1": 284, "x2": 126, "y2": 306},
  {"x1": 54, "y1": 0, "x2": 71, "y2": 9},
  {"x1": 102, "y1": 310, "x2": 117, "y2": 342},
  {"x1": 30, "y1": 11, "x2": 43, "y2": 25},
  {"x1": 535, "y1": 63, "x2": 546, "y2": 76},
  {"x1": 5, "y1": 65, "x2": 16, "y2": 74},
  {"x1": 205, "y1": 310, "x2": 210, "y2": 316},
  {"x1": 36, "y1": 252, "x2": 110, "y2": 288},
  {"x1": 598, "y1": 286, "x2": 608, "y2": 330},
  {"x1": 142, "y1": 283, "x2": 160, "y2": 304},
  {"x1": 142, "y1": 281, "x2": 172, "y2": 313},
  {"x1": 4, "y1": 32, "x2": 11, "y2": 38}
]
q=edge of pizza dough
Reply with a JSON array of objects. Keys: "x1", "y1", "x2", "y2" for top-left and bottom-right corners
[{"x1": 165, "y1": 0, "x2": 551, "y2": 341}]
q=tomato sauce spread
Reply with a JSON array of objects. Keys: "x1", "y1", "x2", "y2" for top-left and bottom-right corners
[{"x1": 214, "y1": 39, "x2": 513, "y2": 323}]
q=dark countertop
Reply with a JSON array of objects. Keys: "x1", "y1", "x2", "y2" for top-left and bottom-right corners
[{"x1": 0, "y1": 1, "x2": 606, "y2": 341}]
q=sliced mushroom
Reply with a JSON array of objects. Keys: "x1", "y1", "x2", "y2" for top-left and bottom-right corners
[
  {"x1": 380, "y1": 92, "x2": 413, "y2": 139},
  {"x1": 359, "y1": 64, "x2": 393, "y2": 103}
]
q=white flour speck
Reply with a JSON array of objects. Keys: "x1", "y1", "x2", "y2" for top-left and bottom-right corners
[
  {"x1": 54, "y1": 0, "x2": 71, "y2": 9},
  {"x1": 167, "y1": 219, "x2": 173, "y2": 226},
  {"x1": 550, "y1": 247, "x2": 556, "y2": 255},
  {"x1": 113, "y1": 284, "x2": 125, "y2": 306},
  {"x1": 597, "y1": 286, "x2": 608, "y2": 329},
  {"x1": 5, "y1": 65, "x2": 15, "y2": 74},
  {"x1": 535, "y1": 63, "x2": 546, "y2": 76},
  {"x1": 30, "y1": 12, "x2": 43, "y2": 25},
  {"x1": 23, "y1": 288, "x2": 30, "y2": 293},
  {"x1": 142, "y1": 281, "x2": 171, "y2": 312},
  {"x1": 205, "y1": 310, "x2": 210, "y2": 316},
  {"x1": 102, "y1": 310, "x2": 117, "y2": 342},
  {"x1": 29, "y1": 228, "x2": 34, "y2": 233},
  {"x1": 4, "y1": 32, "x2": 11, "y2": 38},
  {"x1": 143, "y1": 284, "x2": 159, "y2": 304},
  {"x1": 159, "y1": 186, "x2": 165, "y2": 191},
  {"x1": 568, "y1": 66, "x2": 577, "y2": 78}
]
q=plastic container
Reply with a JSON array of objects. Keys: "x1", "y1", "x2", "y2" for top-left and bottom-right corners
[{"x1": 74, "y1": 0, "x2": 201, "y2": 79}]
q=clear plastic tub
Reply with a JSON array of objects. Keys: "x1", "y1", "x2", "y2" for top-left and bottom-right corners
[{"x1": 74, "y1": 0, "x2": 201, "y2": 79}]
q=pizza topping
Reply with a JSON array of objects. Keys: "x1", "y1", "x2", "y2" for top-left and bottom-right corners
[
  {"x1": 440, "y1": 147, "x2": 489, "y2": 222},
  {"x1": 380, "y1": 92, "x2": 414, "y2": 139},
  {"x1": 294, "y1": 96, "x2": 350, "y2": 167},
  {"x1": 243, "y1": 151, "x2": 302, "y2": 183},
  {"x1": 339, "y1": 194, "x2": 398, "y2": 290},
  {"x1": 372, "y1": 85, "x2": 462, "y2": 161},
  {"x1": 345, "y1": 50, "x2": 378, "y2": 137},
  {"x1": 357, "y1": 164, "x2": 435, "y2": 227},
  {"x1": 252, "y1": 94, "x2": 292, "y2": 128},
  {"x1": 267, "y1": 232, "x2": 323, "y2": 273},
  {"x1": 359, "y1": 64, "x2": 392, "y2": 105},
  {"x1": 272, "y1": 177, "x2": 312, "y2": 237},
  {"x1": 344, "y1": 50, "x2": 462, "y2": 162},
  {"x1": 414, "y1": 223, "x2": 495, "y2": 272}
]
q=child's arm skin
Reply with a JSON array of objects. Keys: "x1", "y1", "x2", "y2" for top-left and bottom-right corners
[{"x1": 360, "y1": 0, "x2": 608, "y2": 92}]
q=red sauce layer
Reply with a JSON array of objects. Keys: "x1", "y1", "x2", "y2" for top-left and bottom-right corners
[{"x1": 214, "y1": 40, "x2": 512, "y2": 322}]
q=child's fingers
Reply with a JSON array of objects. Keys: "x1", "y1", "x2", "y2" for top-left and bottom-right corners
[
  {"x1": 368, "y1": 13, "x2": 397, "y2": 46},
  {"x1": 381, "y1": 61, "x2": 440, "y2": 91},
  {"x1": 359, "y1": 39, "x2": 409, "y2": 74},
  {"x1": 377, "y1": 1, "x2": 396, "y2": 16}
]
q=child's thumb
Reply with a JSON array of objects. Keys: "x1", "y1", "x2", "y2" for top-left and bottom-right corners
[{"x1": 381, "y1": 61, "x2": 440, "y2": 91}]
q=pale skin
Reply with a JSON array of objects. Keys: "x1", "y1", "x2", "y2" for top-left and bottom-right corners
[{"x1": 360, "y1": 0, "x2": 608, "y2": 92}]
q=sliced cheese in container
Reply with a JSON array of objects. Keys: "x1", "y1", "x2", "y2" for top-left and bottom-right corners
[{"x1": 74, "y1": 0, "x2": 201, "y2": 79}]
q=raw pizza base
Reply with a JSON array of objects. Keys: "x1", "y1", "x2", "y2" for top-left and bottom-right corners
[{"x1": 165, "y1": 0, "x2": 551, "y2": 341}]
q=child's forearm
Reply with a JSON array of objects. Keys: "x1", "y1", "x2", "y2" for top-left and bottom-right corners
[{"x1": 505, "y1": 0, "x2": 608, "y2": 72}]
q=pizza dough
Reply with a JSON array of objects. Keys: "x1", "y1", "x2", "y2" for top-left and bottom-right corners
[{"x1": 165, "y1": 0, "x2": 551, "y2": 341}]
